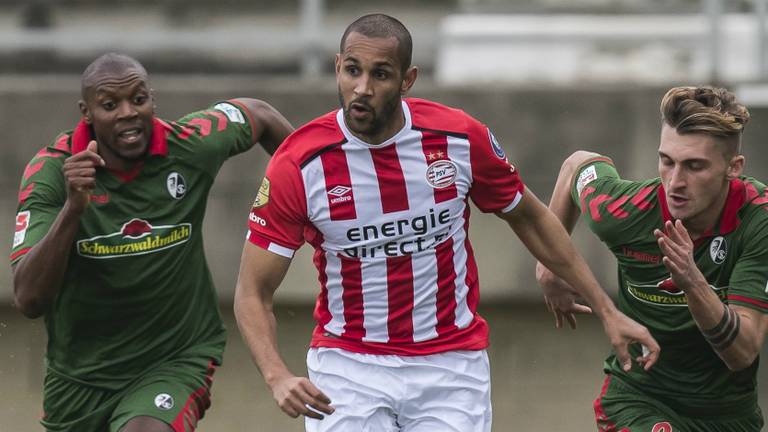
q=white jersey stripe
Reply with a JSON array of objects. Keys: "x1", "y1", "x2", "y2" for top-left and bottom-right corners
[
  {"x1": 411, "y1": 250, "x2": 440, "y2": 342},
  {"x1": 361, "y1": 259, "x2": 390, "y2": 342},
  {"x1": 323, "y1": 252, "x2": 347, "y2": 336}
]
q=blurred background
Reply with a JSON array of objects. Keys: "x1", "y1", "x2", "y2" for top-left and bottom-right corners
[{"x1": 1, "y1": 0, "x2": 768, "y2": 430}]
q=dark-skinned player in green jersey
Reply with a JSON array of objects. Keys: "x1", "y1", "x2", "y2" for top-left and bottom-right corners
[
  {"x1": 10, "y1": 53, "x2": 294, "y2": 432},
  {"x1": 537, "y1": 86, "x2": 768, "y2": 431}
]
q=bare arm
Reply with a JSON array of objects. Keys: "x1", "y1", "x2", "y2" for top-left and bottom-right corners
[
  {"x1": 234, "y1": 241, "x2": 334, "y2": 419},
  {"x1": 12, "y1": 141, "x2": 103, "y2": 318},
  {"x1": 535, "y1": 151, "x2": 606, "y2": 328},
  {"x1": 231, "y1": 98, "x2": 294, "y2": 155},
  {"x1": 655, "y1": 220, "x2": 768, "y2": 370},
  {"x1": 498, "y1": 188, "x2": 659, "y2": 370}
]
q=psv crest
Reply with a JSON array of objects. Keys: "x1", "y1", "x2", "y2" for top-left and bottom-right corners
[
  {"x1": 166, "y1": 172, "x2": 186, "y2": 199},
  {"x1": 709, "y1": 236, "x2": 727, "y2": 264}
]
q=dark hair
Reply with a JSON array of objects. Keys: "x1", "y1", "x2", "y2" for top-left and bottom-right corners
[
  {"x1": 340, "y1": 14, "x2": 412, "y2": 73},
  {"x1": 660, "y1": 86, "x2": 750, "y2": 156}
]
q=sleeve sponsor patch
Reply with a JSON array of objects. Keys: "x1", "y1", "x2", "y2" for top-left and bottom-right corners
[
  {"x1": 14, "y1": 211, "x2": 30, "y2": 248},
  {"x1": 576, "y1": 165, "x2": 598, "y2": 196},
  {"x1": 487, "y1": 128, "x2": 506, "y2": 160},
  {"x1": 214, "y1": 103, "x2": 245, "y2": 124},
  {"x1": 252, "y1": 177, "x2": 270, "y2": 208}
]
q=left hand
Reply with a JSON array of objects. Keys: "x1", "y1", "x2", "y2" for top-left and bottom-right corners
[
  {"x1": 654, "y1": 220, "x2": 707, "y2": 292},
  {"x1": 602, "y1": 309, "x2": 660, "y2": 372},
  {"x1": 535, "y1": 262, "x2": 593, "y2": 329}
]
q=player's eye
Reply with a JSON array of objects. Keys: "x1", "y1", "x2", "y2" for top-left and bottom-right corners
[
  {"x1": 374, "y1": 70, "x2": 389, "y2": 80},
  {"x1": 102, "y1": 101, "x2": 116, "y2": 110},
  {"x1": 345, "y1": 65, "x2": 359, "y2": 75},
  {"x1": 134, "y1": 95, "x2": 148, "y2": 105}
]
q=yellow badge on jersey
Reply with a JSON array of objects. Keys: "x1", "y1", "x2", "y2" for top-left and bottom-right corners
[{"x1": 253, "y1": 177, "x2": 270, "y2": 208}]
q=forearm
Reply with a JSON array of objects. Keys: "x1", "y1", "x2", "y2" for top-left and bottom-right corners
[
  {"x1": 506, "y1": 191, "x2": 616, "y2": 318},
  {"x1": 13, "y1": 201, "x2": 83, "y2": 318},
  {"x1": 234, "y1": 289, "x2": 294, "y2": 386},
  {"x1": 687, "y1": 285, "x2": 763, "y2": 370}
]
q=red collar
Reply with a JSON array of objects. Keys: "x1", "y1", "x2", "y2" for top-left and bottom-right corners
[
  {"x1": 657, "y1": 178, "x2": 747, "y2": 240},
  {"x1": 71, "y1": 117, "x2": 170, "y2": 157}
]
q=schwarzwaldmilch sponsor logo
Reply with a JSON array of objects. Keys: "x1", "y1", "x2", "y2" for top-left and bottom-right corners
[
  {"x1": 77, "y1": 218, "x2": 191, "y2": 259},
  {"x1": 626, "y1": 278, "x2": 726, "y2": 307}
]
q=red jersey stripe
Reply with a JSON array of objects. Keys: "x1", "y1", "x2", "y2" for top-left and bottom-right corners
[
  {"x1": 728, "y1": 295, "x2": 768, "y2": 310},
  {"x1": 420, "y1": 131, "x2": 458, "y2": 203},
  {"x1": 321, "y1": 147, "x2": 357, "y2": 221},
  {"x1": 340, "y1": 256, "x2": 365, "y2": 339},
  {"x1": 310, "y1": 232, "x2": 333, "y2": 328},
  {"x1": 434, "y1": 237, "x2": 458, "y2": 335},
  {"x1": 370, "y1": 145, "x2": 409, "y2": 213},
  {"x1": 386, "y1": 255, "x2": 415, "y2": 342}
]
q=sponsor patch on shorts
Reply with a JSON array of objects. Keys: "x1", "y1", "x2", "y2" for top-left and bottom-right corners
[
  {"x1": 576, "y1": 165, "x2": 598, "y2": 195},
  {"x1": 214, "y1": 103, "x2": 245, "y2": 124}
]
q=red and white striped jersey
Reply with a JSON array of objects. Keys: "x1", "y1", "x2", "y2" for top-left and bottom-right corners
[{"x1": 247, "y1": 98, "x2": 524, "y2": 355}]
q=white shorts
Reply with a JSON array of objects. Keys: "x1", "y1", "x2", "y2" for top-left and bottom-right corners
[{"x1": 305, "y1": 347, "x2": 492, "y2": 432}]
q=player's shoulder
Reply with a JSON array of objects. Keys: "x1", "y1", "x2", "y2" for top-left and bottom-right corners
[
  {"x1": 274, "y1": 110, "x2": 345, "y2": 167},
  {"x1": 741, "y1": 177, "x2": 768, "y2": 223},
  {"x1": 24, "y1": 130, "x2": 73, "y2": 168},
  {"x1": 406, "y1": 97, "x2": 481, "y2": 137}
]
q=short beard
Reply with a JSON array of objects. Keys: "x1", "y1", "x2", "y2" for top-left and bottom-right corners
[{"x1": 338, "y1": 87, "x2": 401, "y2": 141}]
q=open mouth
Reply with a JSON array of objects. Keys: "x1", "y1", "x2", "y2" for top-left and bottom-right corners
[
  {"x1": 349, "y1": 103, "x2": 372, "y2": 119},
  {"x1": 117, "y1": 127, "x2": 143, "y2": 144}
]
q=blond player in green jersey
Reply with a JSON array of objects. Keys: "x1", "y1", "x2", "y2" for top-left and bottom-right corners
[{"x1": 538, "y1": 86, "x2": 768, "y2": 431}]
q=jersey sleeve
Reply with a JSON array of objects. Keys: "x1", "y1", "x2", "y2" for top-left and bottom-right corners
[
  {"x1": 467, "y1": 122, "x2": 525, "y2": 213},
  {"x1": 727, "y1": 211, "x2": 768, "y2": 314},
  {"x1": 571, "y1": 157, "x2": 660, "y2": 247},
  {"x1": 11, "y1": 149, "x2": 67, "y2": 264},
  {"x1": 175, "y1": 100, "x2": 257, "y2": 169},
  {"x1": 246, "y1": 150, "x2": 308, "y2": 258}
]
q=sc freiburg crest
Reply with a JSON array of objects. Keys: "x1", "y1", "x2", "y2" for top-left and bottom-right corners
[
  {"x1": 709, "y1": 236, "x2": 727, "y2": 264},
  {"x1": 167, "y1": 172, "x2": 187, "y2": 199}
]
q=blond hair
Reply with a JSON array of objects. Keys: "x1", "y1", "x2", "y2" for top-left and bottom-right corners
[{"x1": 660, "y1": 86, "x2": 750, "y2": 155}]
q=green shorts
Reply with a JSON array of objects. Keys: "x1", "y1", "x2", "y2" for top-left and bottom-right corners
[
  {"x1": 593, "y1": 374, "x2": 763, "y2": 432},
  {"x1": 41, "y1": 355, "x2": 217, "y2": 432}
]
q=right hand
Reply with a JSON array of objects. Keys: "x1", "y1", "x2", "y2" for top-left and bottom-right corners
[
  {"x1": 62, "y1": 140, "x2": 104, "y2": 211},
  {"x1": 270, "y1": 374, "x2": 334, "y2": 420},
  {"x1": 535, "y1": 262, "x2": 593, "y2": 329}
]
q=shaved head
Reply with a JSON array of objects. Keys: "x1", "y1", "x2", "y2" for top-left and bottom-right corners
[
  {"x1": 81, "y1": 53, "x2": 148, "y2": 99},
  {"x1": 340, "y1": 14, "x2": 412, "y2": 74}
]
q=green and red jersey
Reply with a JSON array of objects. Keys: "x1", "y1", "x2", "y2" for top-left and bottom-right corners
[
  {"x1": 571, "y1": 158, "x2": 768, "y2": 416},
  {"x1": 572, "y1": 157, "x2": 768, "y2": 417},
  {"x1": 11, "y1": 101, "x2": 257, "y2": 390}
]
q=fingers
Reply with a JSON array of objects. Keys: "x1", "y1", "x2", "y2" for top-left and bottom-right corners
[
  {"x1": 636, "y1": 339, "x2": 660, "y2": 371},
  {"x1": 614, "y1": 342, "x2": 632, "y2": 372},
  {"x1": 276, "y1": 378, "x2": 334, "y2": 420}
]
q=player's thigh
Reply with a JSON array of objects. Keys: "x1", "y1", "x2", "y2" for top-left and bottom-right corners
[
  {"x1": 305, "y1": 348, "x2": 399, "y2": 432},
  {"x1": 119, "y1": 416, "x2": 174, "y2": 432},
  {"x1": 399, "y1": 350, "x2": 491, "y2": 432},
  {"x1": 594, "y1": 375, "x2": 686, "y2": 432},
  {"x1": 41, "y1": 371, "x2": 116, "y2": 432},
  {"x1": 109, "y1": 357, "x2": 218, "y2": 432}
]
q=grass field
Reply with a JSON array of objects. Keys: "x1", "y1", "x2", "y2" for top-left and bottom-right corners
[{"x1": 0, "y1": 303, "x2": 765, "y2": 431}]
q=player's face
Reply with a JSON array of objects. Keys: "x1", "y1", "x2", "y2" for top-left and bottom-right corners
[
  {"x1": 658, "y1": 123, "x2": 743, "y2": 235},
  {"x1": 79, "y1": 68, "x2": 154, "y2": 170},
  {"x1": 336, "y1": 32, "x2": 416, "y2": 144}
]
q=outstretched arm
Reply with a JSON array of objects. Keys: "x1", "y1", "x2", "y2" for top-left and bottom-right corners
[
  {"x1": 234, "y1": 241, "x2": 334, "y2": 419},
  {"x1": 232, "y1": 98, "x2": 294, "y2": 155},
  {"x1": 498, "y1": 188, "x2": 659, "y2": 371},
  {"x1": 12, "y1": 141, "x2": 103, "y2": 318},
  {"x1": 535, "y1": 151, "x2": 603, "y2": 328},
  {"x1": 655, "y1": 220, "x2": 768, "y2": 371}
]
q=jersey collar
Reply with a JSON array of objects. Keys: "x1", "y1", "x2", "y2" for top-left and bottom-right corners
[
  {"x1": 657, "y1": 178, "x2": 747, "y2": 239},
  {"x1": 71, "y1": 117, "x2": 170, "y2": 157}
]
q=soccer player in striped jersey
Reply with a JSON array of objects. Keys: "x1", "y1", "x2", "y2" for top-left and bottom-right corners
[
  {"x1": 538, "y1": 86, "x2": 768, "y2": 431},
  {"x1": 10, "y1": 53, "x2": 294, "y2": 432},
  {"x1": 234, "y1": 14, "x2": 658, "y2": 432}
]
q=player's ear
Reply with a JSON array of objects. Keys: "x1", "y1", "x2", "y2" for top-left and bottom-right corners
[
  {"x1": 78, "y1": 100, "x2": 92, "y2": 124},
  {"x1": 401, "y1": 66, "x2": 418, "y2": 96},
  {"x1": 727, "y1": 154, "x2": 744, "y2": 179}
]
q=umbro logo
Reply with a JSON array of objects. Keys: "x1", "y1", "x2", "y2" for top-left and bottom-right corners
[{"x1": 328, "y1": 185, "x2": 352, "y2": 204}]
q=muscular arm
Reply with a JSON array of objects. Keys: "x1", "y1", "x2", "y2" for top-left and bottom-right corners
[
  {"x1": 498, "y1": 189, "x2": 659, "y2": 370},
  {"x1": 234, "y1": 242, "x2": 333, "y2": 419},
  {"x1": 656, "y1": 219, "x2": 768, "y2": 370},
  {"x1": 12, "y1": 141, "x2": 102, "y2": 318},
  {"x1": 231, "y1": 98, "x2": 294, "y2": 155}
]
